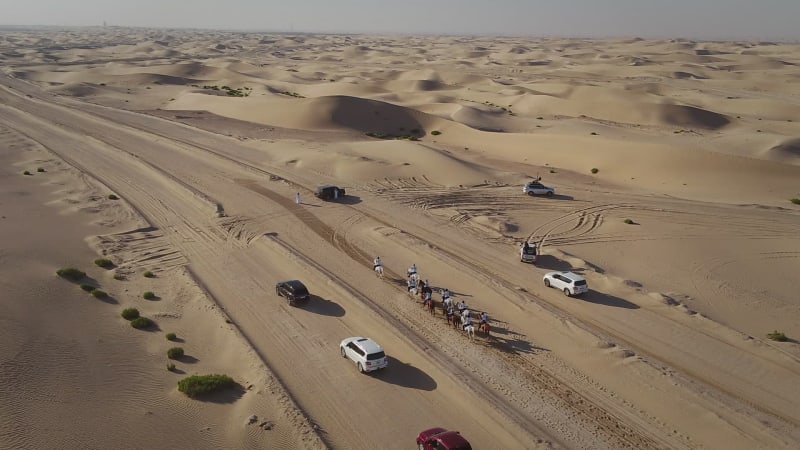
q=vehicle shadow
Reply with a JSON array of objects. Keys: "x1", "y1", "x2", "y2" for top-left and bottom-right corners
[
  {"x1": 581, "y1": 291, "x2": 640, "y2": 309},
  {"x1": 304, "y1": 295, "x2": 346, "y2": 317},
  {"x1": 338, "y1": 195, "x2": 362, "y2": 205},
  {"x1": 533, "y1": 254, "x2": 574, "y2": 271},
  {"x1": 373, "y1": 357, "x2": 437, "y2": 391}
]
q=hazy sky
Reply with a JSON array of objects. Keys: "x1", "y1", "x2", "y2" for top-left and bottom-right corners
[{"x1": 1, "y1": 0, "x2": 798, "y2": 41}]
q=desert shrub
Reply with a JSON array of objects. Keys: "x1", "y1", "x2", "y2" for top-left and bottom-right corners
[
  {"x1": 790, "y1": 198, "x2": 800, "y2": 205},
  {"x1": 80, "y1": 284, "x2": 96, "y2": 292},
  {"x1": 590, "y1": 132, "x2": 598, "y2": 135},
  {"x1": 166, "y1": 332, "x2": 177, "y2": 341},
  {"x1": 23, "y1": 170, "x2": 32, "y2": 176},
  {"x1": 57, "y1": 267, "x2": 86, "y2": 281},
  {"x1": 143, "y1": 271, "x2": 155, "y2": 278},
  {"x1": 623, "y1": 219, "x2": 635, "y2": 225},
  {"x1": 167, "y1": 363, "x2": 176, "y2": 372},
  {"x1": 113, "y1": 273, "x2": 125, "y2": 280},
  {"x1": 37, "y1": 167, "x2": 45, "y2": 172},
  {"x1": 536, "y1": 116, "x2": 543, "y2": 120},
  {"x1": 130, "y1": 317, "x2": 154, "y2": 329},
  {"x1": 591, "y1": 168, "x2": 599, "y2": 174},
  {"x1": 178, "y1": 374, "x2": 235, "y2": 398},
  {"x1": 121, "y1": 307, "x2": 140, "y2": 320},
  {"x1": 767, "y1": 331, "x2": 788, "y2": 342},
  {"x1": 94, "y1": 258, "x2": 113, "y2": 268},
  {"x1": 167, "y1": 347, "x2": 184, "y2": 359},
  {"x1": 143, "y1": 291, "x2": 156, "y2": 300},
  {"x1": 431, "y1": 130, "x2": 441, "y2": 136},
  {"x1": 108, "y1": 194, "x2": 119, "y2": 200},
  {"x1": 91, "y1": 289, "x2": 108, "y2": 299},
  {"x1": 549, "y1": 169, "x2": 556, "y2": 174}
]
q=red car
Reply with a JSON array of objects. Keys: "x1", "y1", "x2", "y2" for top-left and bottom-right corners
[{"x1": 416, "y1": 427, "x2": 472, "y2": 450}]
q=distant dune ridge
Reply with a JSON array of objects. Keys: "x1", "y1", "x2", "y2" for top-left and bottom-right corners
[{"x1": 1, "y1": 28, "x2": 800, "y2": 450}]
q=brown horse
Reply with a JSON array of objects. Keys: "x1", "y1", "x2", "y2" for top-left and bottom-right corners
[
  {"x1": 427, "y1": 299, "x2": 436, "y2": 316},
  {"x1": 480, "y1": 321, "x2": 490, "y2": 337}
]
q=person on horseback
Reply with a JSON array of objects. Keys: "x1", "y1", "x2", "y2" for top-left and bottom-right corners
[
  {"x1": 462, "y1": 314, "x2": 473, "y2": 329},
  {"x1": 407, "y1": 277, "x2": 417, "y2": 293},
  {"x1": 373, "y1": 256, "x2": 382, "y2": 270},
  {"x1": 407, "y1": 263, "x2": 417, "y2": 277},
  {"x1": 479, "y1": 311, "x2": 489, "y2": 325}
]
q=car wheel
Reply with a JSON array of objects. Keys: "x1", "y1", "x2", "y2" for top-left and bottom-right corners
[
  {"x1": 357, "y1": 362, "x2": 365, "y2": 373},
  {"x1": 546, "y1": 191, "x2": 554, "y2": 197},
  {"x1": 544, "y1": 278, "x2": 551, "y2": 287},
  {"x1": 340, "y1": 347, "x2": 347, "y2": 358},
  {"x1": 564, "y1": 288, "x2": 571, "y2": 297}
]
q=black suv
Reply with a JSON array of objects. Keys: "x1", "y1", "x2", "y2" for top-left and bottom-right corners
[
  {"x1": 315, "y1": 185, "x2": 346, "y2": 201},
  {"x1": 275, "y1": 280, "x2": 310, "y2": 306}
]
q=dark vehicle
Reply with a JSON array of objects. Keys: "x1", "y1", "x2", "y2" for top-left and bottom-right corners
[
  {"x1": 416, "y1": 428, "x2": 472, "y2": 450},
  {"x1": 520, "y1": 242, "x2": 537, "y2": 263},
  {"x1": 315, "y1": 185, "x2": 346, "y2": 201},
  {"x1": 275, "y1": 280, "x2": 310, "y2": 306}
]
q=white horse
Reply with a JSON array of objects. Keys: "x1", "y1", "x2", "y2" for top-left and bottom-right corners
[
  {"x1": 374, "y1": 264, "x2": 384, "y2": 279},
  {"x1": 463, "y1": 324, "x2": 476, "y2": 341},
  {"x1": 409, "y1": 272, "x2": 420, "y2": 284}
]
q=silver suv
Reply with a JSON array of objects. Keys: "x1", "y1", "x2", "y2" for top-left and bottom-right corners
[
  {"x1": 523, "y1": 180, "x2": 555, "y2": 196},
  {"x1": 543, "y1": 271, "x2": 588, "y2": 296}
]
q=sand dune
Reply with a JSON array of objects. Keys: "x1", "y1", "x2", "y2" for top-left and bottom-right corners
[{"x1": 2, "y1": 28, "x2": 800, "y2": 450}]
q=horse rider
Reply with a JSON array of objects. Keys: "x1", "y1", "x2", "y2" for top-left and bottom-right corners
[
  {"x1": 441, "y1": 288, "x2": 451, "y2": 301},
  {"x1": 462, "y1": 314, "x2": 473, "y2": 329},
  {"x1": 373, "y1": 256, "x2": 382, "y2": 270},
  {"x1": 462, "y1": 308, "x2": 471, "y2": 321},
  {"x1": 479, "y1": 311, "x2": 489, "y2": 325},
  {"x1": 407, "y1": 277, "x2": 417, "y2": 293},
  {"x1": 457, "y1": 300, "x2": 467, "y2": 313},
  {"x1": 407, "y1": 263, "x2": 417, "y2": 277}
]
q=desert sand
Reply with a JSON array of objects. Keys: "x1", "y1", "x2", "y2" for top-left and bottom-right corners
[{"x1": 1, "y1": 26, "x2": 799, "y2": 449}]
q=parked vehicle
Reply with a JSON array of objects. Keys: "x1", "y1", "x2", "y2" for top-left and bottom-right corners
[
  {"x1": 416, "y1": 427, "x2": 472, "y2": 450},
  {"x1": 543, "y1": 271, "x2": 589, "y2": 297},
  {"x1": 339, "y1": 337, "x2": 388, "y2": 373},
  {"x1": 520, "y1": 241, "x2": 537, "y2": 263},
  {"x1": 523, "y1": 180, "x2": 555, "y2": 196},
  {"x1": 275, "y1": 280, "x2": 310, "y2": 306},
  {"x1": 315, "y1": 185, "x2": 346, "y2": 201}
]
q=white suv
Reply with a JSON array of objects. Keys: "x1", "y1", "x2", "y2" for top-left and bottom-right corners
[
  {"x1": 523, "y1": 180, "x2": 555, "y2": 196},
  {"x1": 340, "y1": 337, "x2": 388, "y2": 373},
  {"x1": 543, "y1": 271, "x2": 589, "y2": 296}
]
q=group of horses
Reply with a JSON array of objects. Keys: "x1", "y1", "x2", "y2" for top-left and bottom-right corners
[
  {"x1": 373, "y1": 261, "x2": 492, "y2": 341},
  {"x1": 403, "y1": 266, "x2": 491, "y2": 341}
]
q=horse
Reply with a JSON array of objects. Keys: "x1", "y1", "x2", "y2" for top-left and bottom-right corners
[
  {"x1": 409, "y1": 272, "x2": 420, "y2": 284},
  {"x1": 463, "y1": 324, "x2": 476, "y2": 341},
  {"x1": 445, "y1": 307, "x2": 455, "y2": 325},
  {"x1": 480, "y1": 321, "x2": 490, "y2": 337},
  {"x1": 374, "y1": 264, "x2": 384, "y2": 279}
]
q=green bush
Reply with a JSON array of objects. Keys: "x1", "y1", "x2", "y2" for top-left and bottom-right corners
[
  {"x1": 37, "y1": 167, "x2": 45, "y2": 173},
  {"x1": 767, "y1": 330, "x2": 788, "y2": 342},
  {"x1": 113, "y1": 273, "x2": 125, "y2": 280},
  {"x1": 623, "y1": 219, "x2": 635, "y2": 225},
  {"x1": 80, "y1": 284, "x2": 96, "y2": 292},
  {"x1": 431, "y1": 130, "x2": 441, "y2": 136},
  {"x1": 91, "y1": 290, "x2": 108, "y2": 299},
  {"x1": 591, "y1": 168, "x2": 599, "y2": 174},
  {"x1": 590, "y1": 132, "x2": 598, "y2": 135},
  {"x1": 108, "y1": 194, "x2": 119, "y2": 200},
  {"x1": 121, "y1": 308, "x2": 140, "y2": 320},
  {"x1": 167, "y1": 347, "x2": 184, "y2": 359},
  {"x1": 790, "y1": 198, "x2": 800, "y2": 205},
  {"x1": 166, "y1": 332, "x2": 177, "y2": 341},
  {"x1": 130, "y1": 317, "x2": 154, "y2": 329},
  {"x1": 57, "y1": 268, "x2": 86, "y2": 281},
  {"x1": 94, "y1": 258, "x2": 113, "y2": 268},
  {"x1": 143, "y1": 271, "x2": 155, "y2": 278},
  {"x1": 23, "y1": 170, "x2": 32, "y2": 176},
  {"x1": 178, "y1": 374, "x2": 235, "y2": 398},
  {"x1": 167, "y1": 363, "x2": 176, "y2": 372},
  {"x1": 143, "y1": 291, "x2": 156, "y2": 300}
]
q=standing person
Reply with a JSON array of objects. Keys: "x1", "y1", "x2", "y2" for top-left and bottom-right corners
[{"x1": 296, "y1": 192, "x2": 301, "y2": 205}]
